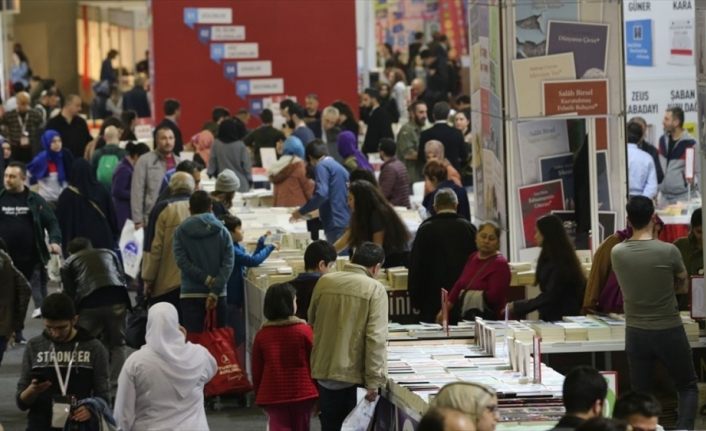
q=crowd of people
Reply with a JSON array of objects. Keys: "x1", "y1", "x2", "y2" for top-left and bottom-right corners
[{"x1": 0, "y1": 33, "x2": 702, "y2": 431}]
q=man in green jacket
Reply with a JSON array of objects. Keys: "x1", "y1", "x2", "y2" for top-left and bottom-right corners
[
  {"x1": 308, "y1": 242, "x2": 388, "y2": 431},
  {"x1": 397, "y1": 100, "x2": 430, "y2": 185},
  {"x1": 0, "y1": 161, "x2": 62, "y2": 319}
]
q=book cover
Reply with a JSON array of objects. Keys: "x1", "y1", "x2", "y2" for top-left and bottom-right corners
[
  {"x1": 539, "y1": 153, "x2": 575, "y2": 209},
  {"x1": 517, "y1": 179, "x2": 565, "y2": 248},
  {"x1": 626, "y1": 19, "x2": 653, "y2": 66},
  {"x1": 512, "y1": 53, "x2": 576, "y2": 118},
  {"x1": 546, "y1": 21, "x2": 610, "y2": 78}
]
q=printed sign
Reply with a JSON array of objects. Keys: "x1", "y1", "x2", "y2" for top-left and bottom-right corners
[
  {"x1": 183, "y1": 8, "x2": 232, "y2": 29},
  {"x1": 543, "y1": 79, "x2": 609, "y2": 116},
  {"x1": 626, "y1": 19, "x2": 654, "y2": 66},
  {"x1": 210, "y1": 43, "x2": 259, "y2": 62},
  {"x1": 224, "y1": 61, "x2": 272, "y2": 80},
  {"x1": 236, "y1": 78, "x2": 284, "y2": 98},
  {"x1": 198, "y1": 25, "x2": 246, "y2": 44}
]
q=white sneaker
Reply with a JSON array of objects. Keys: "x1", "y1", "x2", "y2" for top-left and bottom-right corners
[{"x1": 31, "y1": 308, "x2": 42, "y2": 319}]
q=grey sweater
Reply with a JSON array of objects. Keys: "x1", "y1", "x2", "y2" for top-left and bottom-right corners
[
  {"x1": 207, "y1": 139, "x2": 252, "y2": 192},
  {"x1": 16, "y1": 328, "x2": 110, "y2": 430}
]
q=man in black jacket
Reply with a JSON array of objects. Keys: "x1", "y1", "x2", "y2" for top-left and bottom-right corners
[
  {"x1": 61, "y1": 237, "x2": 130, "y2": 392},
  {"x1": 361, "y1": 88, "x2": 394, "y2": 154},
  {"x1": 549, "y1": 366, "x2": 607, "y2": 431},
  {"x1": 121, "y1": 76, "x2": 151, "y2": 119},
  {"x1": 419, "y1": 102, "x2": 467, "y2": 172},
  {"x1": 408, "y1": 189, "x2": 476, "y2": 322}
]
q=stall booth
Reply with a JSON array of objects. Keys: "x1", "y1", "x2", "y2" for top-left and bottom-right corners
[{"x1": 470, "y1": 0, "x2": 627, "y2": 262}]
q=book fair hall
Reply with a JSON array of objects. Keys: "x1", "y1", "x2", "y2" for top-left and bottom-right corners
[{"x1": 2, "y1": 0, "x2": 706, "y2": 430}]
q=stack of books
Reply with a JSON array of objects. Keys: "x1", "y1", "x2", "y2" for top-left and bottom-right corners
[
  {"x1": 681, "y1": 315, "x2": 700, "y2": 342},
  {"x1": 589, "y1": 315, "x2": 626, "y2": 341},
  {"x1": 507, "y1": 321, "x2": 536, "y2": 343},
  {"x1": 554, "y1": 322, "x2": 588, "y2": 341},
  {"x1": 522, "y1": 321, "x2": 565, "y2": 343},
  {"x1": 562, "y1": 316, "x2": 612, "y2": 341},
  {"x1": 386, "y1": 267, "x2": 408, "y2": 290}
]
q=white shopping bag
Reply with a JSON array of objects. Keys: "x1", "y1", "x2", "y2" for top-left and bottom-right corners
[
  {"x1": 47, "y1": 254, "x2": 63, "y2": 282},
  {"x1": 341, "y1": 397, "x2": 379, "y2": 431},
  {"x1": 119, "y1": 220, "x2": 144, "y2": 278}
]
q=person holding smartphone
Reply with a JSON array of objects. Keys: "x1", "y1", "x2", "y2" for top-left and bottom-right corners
[{"x1": 16, "y1": 292, "x2": 109, "y2": 430}]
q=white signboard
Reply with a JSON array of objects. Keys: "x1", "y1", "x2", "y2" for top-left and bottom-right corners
[
  {"x1": 237, "y1": 61, "x2": 272, "y2": 77},
  {"x1": 211, "y1": 25, "x2": 245, "y2": 41}
]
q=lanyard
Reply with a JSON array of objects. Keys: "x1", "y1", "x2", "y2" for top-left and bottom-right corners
[
  {"x1": 51, "y1": 343, "x2": 78, "y2": 396},
  {"x1": 17, "y1": 112, "x2": 27, "y2": 133}
]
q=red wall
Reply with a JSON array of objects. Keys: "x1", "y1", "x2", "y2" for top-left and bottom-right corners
[{"x1": 151, "y1": 0, "x2": 358, "y2": 138}]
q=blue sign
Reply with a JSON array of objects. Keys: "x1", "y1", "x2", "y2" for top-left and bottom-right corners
[
  {"x1": 210, "y1": 44, "x2": 224, "y2": 62},
  {"x1": 249, "y1": 99, "x2": 264, "y2": 115},
  {"x1": 236, "y1": 80, "x2": 251, "y2": 98},
  {"x1": 198, "y1": 27, "x2": 211, "y2": 44},
  {"x1": 183, "y1": 8, "x2": 198, "y2": 29},
  {"x1": 626, "y1": 19, "x2": 653, "y2": 67},
  {"x1": 224, "y1": 62, "x2": 238, "y2": 80}
]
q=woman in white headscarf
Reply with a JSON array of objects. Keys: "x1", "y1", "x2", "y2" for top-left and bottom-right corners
[{"x1": 114, "y1": 302, "x2": 217, "y2": 431}]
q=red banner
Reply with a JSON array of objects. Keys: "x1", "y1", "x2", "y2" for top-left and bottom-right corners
[{"x1": 439, "y1": 0, "x2": 468, "y2": 58}]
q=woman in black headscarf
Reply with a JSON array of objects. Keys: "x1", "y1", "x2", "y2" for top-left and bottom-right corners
[{"x1": 55, "y1": 158, "x2": 119, "y2": 254}]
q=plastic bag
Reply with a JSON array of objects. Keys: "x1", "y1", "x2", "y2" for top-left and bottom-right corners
[
  {"x1": 47, "y1": 254, "x2": 62, "y2": 282},
  {"x1": 119, "y1": 220, "x2": 144, "y2": 278},
  {"x1": 341, "y1": 397, "x2": 379, "y2": 431},
  {"x1": 186, "y1": 310, "x2": 252, "y2": 397}
]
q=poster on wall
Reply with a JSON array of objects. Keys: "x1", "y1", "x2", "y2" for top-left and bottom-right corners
[
  {"x1": 625, "y1": 19, "x2": 653, "y2": 66},
  {"x1": 519, "y1": 179, "x2": 566, "y2": 247},
  {"x1": 517, "y1": 119, "x2": 570, "y2": 184},
  {"x1": 546, "y1": 21, "x2": 610, "y2": 78},
  {"x1": 668, "y1": 19, "x2": 694, "y2": 66},
  {"x1": 514, "y1": 0, "x2": 578, "y2": 59},
  {"x1": 539, "y1": 152, "x2": 575, "y2": 209},
  {"x1": 512, "y1": 53, "x2": 576, "y2": 118}
]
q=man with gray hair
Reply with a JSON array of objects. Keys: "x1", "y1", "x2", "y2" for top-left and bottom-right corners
[
  {"x1": 408, "y1": 188, "x2": 477, "y2": 322},
  {"x1": 141, "y1": 171, "x2": 195, "y2": 316},
  {"x1": 312, "y1": 106, "x2": 343, "y2": 163}
]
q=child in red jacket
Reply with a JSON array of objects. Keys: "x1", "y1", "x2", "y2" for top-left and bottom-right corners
[{"x1": 252, "y1": 283, "x2": 318, "y2": 431}]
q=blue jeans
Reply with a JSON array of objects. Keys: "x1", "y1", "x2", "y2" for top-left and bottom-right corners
[
  {"x1": 626, "y1": 325, "x2": 698, "y2": 430},
  {"x1": 181, "y1": 297, "x2": 227, "y2": 333},
  {"x1": 317, "y1": 383, "x2": 357, "y2": 431}
]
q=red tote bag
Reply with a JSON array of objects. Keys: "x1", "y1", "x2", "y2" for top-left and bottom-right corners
[{"x1": 187, "y1": 310, "x2": 252, "y2": 397}]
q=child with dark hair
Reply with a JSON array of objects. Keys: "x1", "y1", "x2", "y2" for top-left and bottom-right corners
[
  {"x1": 252, "y1": 283, "x2": 318, "y2": 431},
  {"x1": 220, "y1": 214, "x2": 277, "y2": 363}
]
